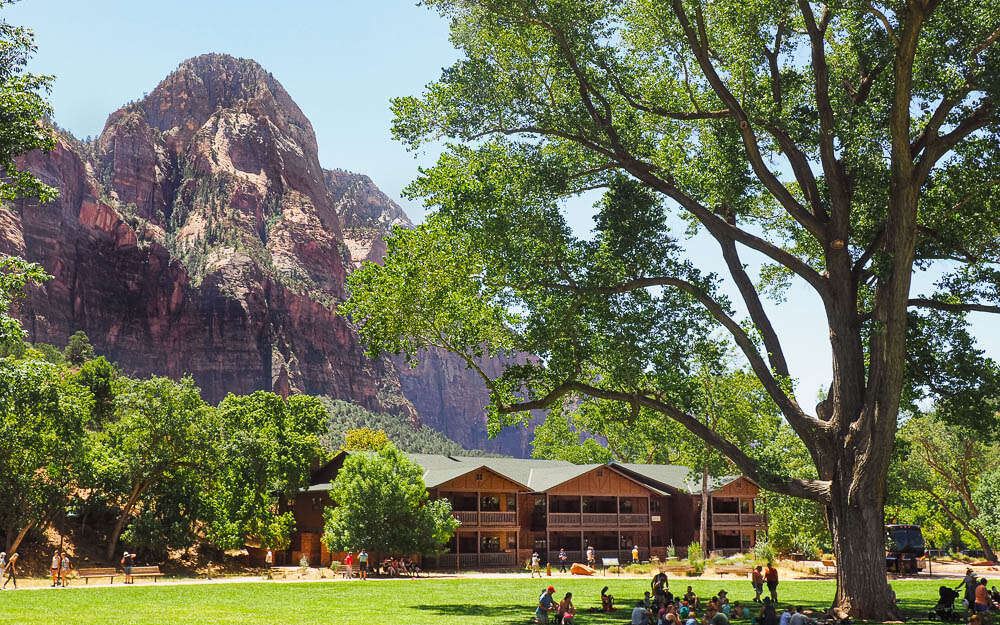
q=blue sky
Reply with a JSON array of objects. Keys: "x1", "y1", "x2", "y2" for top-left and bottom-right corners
[{"x1": 8, "y1": 0, "x2": 998, "y2": 409}]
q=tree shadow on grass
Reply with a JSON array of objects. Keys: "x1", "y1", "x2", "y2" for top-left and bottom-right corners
[{"x1": 412, "y1": 603, "x2": 632, "y2": 624}]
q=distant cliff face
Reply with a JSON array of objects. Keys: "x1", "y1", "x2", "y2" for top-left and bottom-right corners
[{"x1": 1, "y1": 53, "x2": 536, "y2": 455}]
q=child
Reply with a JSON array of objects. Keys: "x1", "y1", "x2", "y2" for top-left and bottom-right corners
[
  {"x1": 559, "y1": 592, "x2": 576, "y2": 624},
  {"x1": 60, "y1": 552, "x2": 70, "y2": 587}
]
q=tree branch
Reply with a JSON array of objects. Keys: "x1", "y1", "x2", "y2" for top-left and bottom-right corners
[
  {"x1": 907, "y1": 298, "x2": 1000, "y2": 315},
  {"x1": 671, "y1": 0, "x2": 827, "y2": 242},
  {"x1": 500, "y1": 381, "x2": 832, "y2": 503},
  {"x1": 915, "y1": 97, "x2": 996, "y2": 182}
]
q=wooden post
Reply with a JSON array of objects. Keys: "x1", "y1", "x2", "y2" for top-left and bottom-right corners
[
  {"x1": 616, "y1": 495, "x2": 621, "y2": 526},
  {"x1": 477, "y1": 530, "x2": 480, "y2": 569},
  {"x1": 457, "y1": 531, "x2": 461, "y2": 572}
]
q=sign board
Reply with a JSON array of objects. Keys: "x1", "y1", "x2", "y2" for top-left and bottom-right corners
[{"x1": 651, "y1": 515, "x2": 661, "y2": 522}]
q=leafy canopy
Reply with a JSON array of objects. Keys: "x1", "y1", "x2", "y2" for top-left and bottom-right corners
[{"x1": 323, "y1": 443, "x2": 459, "y2": 558}]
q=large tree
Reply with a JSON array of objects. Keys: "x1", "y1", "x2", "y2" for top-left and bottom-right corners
[
  {"x1": 322, "y1": 444, "x2": 459, "y2": 565},
  {"x1": 343, "y1": 0, "x2": 1000, "y2": 618}
]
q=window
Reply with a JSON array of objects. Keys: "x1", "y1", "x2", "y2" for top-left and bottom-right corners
[
  {"x1": 475, "y1": 473, "x2": 483, "y2": 481},
  {"x1": 507, "y1": 533, "x2": 517, "y2": 550},
  {"x1": 534, "y1": 537, "x2": 547, "y2": 551},
  {"x1": 597, "y1": 470, "x2": 604, "y2": 477},
  {"x1": 506, "y1": 494, "x2": 517, "y2": 511},
  {"x1": 740, "y1": 499, "x2": 750, "y2": 514},
  {"x1": 481, "y1": 535, "x2": 501, "y2": 553},
  {"x1": 620, "y1": 499, "x2": 634, "y2": 513},
  {"x1": 481, "y1": 495, "x2": 501, "y2": 512},
  {"x1": 651, "y1": 500, "x2": 662, "y2": 513},
  {"x1": 535, "y1": 496, "x2": 546, "y2": 508},
  {"x1": 311, "y1": 496, "x2": 325, "y2": 511}
]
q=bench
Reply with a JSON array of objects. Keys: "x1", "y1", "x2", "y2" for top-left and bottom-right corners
[
  {"x1": 130, "y1": 565, "x2": 165, "y2": 582},
  {"x1": 334, "y1": 565, "x2": 355, "y2": 579},
  {"x1": 662, "y1": 564, "x2": 696, "y2": 573},
  {"x1": 715, "y1": 565, "x2": 753, "y2": 577},
  {"x1": 821, "y1": 559, "x2": 836, "y2": 572},
  {"x1": 78, "y1": 567, "x2": 117, "y2": 584}
]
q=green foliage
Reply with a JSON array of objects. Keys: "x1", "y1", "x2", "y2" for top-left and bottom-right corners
[
  {"x1": 687, "y1": 541, "x2": 702, "y2": 563},
  {"x1": 322, "y1": 443, "x2": 459, "y2": 559},
  {"x1": 320, "y1": 398, "x2": 500, "y2": 457},
  {"x1": 0, "y1": 255, "x2": 50, "y2": 346},
  {"x1": 0, "y1": 1, "x2": 58, "y2": 204},
  {"x1": 32, "y1": 341, "x2": 63, "y2": 364},
  {"x1": 71, "y1": 356, "x2": 117, "y2": 428},
  {"x1": 972, "y1": 468, "x2": 1000, "y2": 546},
  {"x1": 341, "y1": 427, "x2": 391, "y2": 452},
  {"x1": 204, "y1": 392, "x2": 326, "y2": 550},
  {"x1": 0, "y1": 357, "x2": 91, "y2": 549},
  {"x1": 63, "y1": 330, "x2": 95, "y2": 366},
  {"x1": 752, "y1": 540, "x2": 776, "y2": 565}
]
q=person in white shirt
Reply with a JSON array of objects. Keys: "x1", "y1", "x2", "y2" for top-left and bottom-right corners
[{"x1": 632, "y1": 600, "x2": 651, "y2": 625}]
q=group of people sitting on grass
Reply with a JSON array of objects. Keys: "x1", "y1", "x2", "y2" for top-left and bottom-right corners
[
  {"x1": 533, "y1": 574, "x2": 818, "y2": 625},
  {"x1": 380, "y1": 557, "x2": 421, "y2": 578}
]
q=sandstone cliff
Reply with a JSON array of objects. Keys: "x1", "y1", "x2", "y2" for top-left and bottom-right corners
[{"x1": 1, "y1": 53, "x2": 535, "y2": 455}]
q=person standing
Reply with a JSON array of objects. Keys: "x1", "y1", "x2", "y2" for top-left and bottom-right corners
[
  {"x1": 358, "y1": 549, "x2": 368, "y2": 580},
  {"x1": 122, "y1": 551, "x2": 133, "y2": 584},
  {"x1": 764, "y1": 563, "x2": 779, "y2": 602},
  {"x1": 2, "y1": 552, "x2": 18, "y2": 589},
  {"x1": 586, "y1": 545, "x2": 596, "y2": 568},
  {"x1": 344, "y1": 551, "x2": 354, "y2": 579},
  {"x1": 264, "y1": 548, "x2": 273, "y2": 579},
  {"x1": 958, "y1": 568, "x2": 978, "y2": 609},
  {"x1": 975, "y1": 578, "x2": 993, "y2": 614},
  {"x1": 633, "y1": 545, "x2": 640, "y2": 564},
  {"x1": 752, "y1": 566, "x2": 764, "y2": 602},
  {"x1": 530, "y1": 551, "x2": 541, "y2": 578},
  {"x1": 50, "y1": 551, "x2": 61, "y2": 587},
  {"x1": 558, "y1": 548, "x2": 568, "y2": 573},
  {"x1": 60, "y1": 552, "x2": 70, "y2": 587}
]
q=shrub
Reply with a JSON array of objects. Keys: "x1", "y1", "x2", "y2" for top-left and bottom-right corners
[
  {"x1": 666, "y1": 541, "x2": 676, "y2": 559},
  {"x1": 753, "y1": 540, "x2": 776, "y2": 564},
  {"x1": 688, "y1": 542, "x2": 702, "y2": 563}
]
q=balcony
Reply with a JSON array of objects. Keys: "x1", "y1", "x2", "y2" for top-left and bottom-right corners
[
  {"x1": 451, "y1": 511, "x2": 518, "y2": 526},
  {"x1": 711, "y1": 512, "x2": 767, "y2": 527},
  {"x1": 547, "y1": 512, "x2": 650, "y2": 527}
]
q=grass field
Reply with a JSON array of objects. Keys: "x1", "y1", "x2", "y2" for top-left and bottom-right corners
[{"x1": 0, "y1": 577, "x2": 990, "y2": 625}]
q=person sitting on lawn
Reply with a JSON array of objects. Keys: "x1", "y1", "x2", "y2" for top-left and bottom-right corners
[
  {"x1": 558, "y1": 592, "x2": 576, "y2": 624},
  {"x1": 778, "y1": 605, "x2": 792, "y2": 625},
  {"x1": 602, "y1": 586, "x2": 616, "y2": 612},
  {"x1": 760, "y1": 598, "x2": 778, "y2": 625},
  {"x1": 685, "y1": 587, "x2": 699, "y2": 608},
  {"x1": 789, "y1": 607, "x2": 808, "y2": 625},
  {"x1": 686, "y1": 610, "x2": 698, "y2": 625},
  {"x1": 718, "y1": 590, "x2": 730, "y2": 607},
  {"x1": 680, "y1": 601, "x2": 691, "y2": 619},
  {"x1": 632, "y1": 600, "x2": 652, "y2": 625},
  {"x1": 707, "y1": 605, "x2": 730, "y2": 625},
  {"x1": 535, "y1": 586, "x2": 557, "y2": 624}
]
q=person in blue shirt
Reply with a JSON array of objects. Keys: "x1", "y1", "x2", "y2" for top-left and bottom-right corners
[
  {"x1": 778, "y1": 606, "x2": 793, "y2": 625},
  {"x1": 558, "y1": 548, "x2": 568, "y2": 573},
  {"x1": 535, "y1": 586, "x2": 557, "y2": 623}
]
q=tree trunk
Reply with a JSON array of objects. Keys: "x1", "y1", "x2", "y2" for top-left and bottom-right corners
[
  {"x1": 700, "y1": 465, "x2": 709, "y2": 554},
  {"x1": 106, "y1": 481, "x2": 146, "y2": 560},
  {"x1": 973, "y1": 530, "x2": 997, "y2": 563},
  {"x1": 827, "y1": 479, "x2": 898, "y2": 621},
  {"x1": 6, "y1": 521, "x2": 35, "y2": 556}
]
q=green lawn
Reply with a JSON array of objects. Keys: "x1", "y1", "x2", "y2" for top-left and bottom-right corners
[{"x1": 0, "y1": 577, "x2": 987, "y2": 625}]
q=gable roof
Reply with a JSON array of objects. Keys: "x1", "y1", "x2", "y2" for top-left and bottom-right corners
[
  {"x1": 613, "y1": 462, "x2": 747, "y2": 494},
  {"x1": 307, "y1": 452, "x2": 670, "y2": 495}
]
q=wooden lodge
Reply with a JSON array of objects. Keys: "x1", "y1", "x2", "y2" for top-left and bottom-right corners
[{"x1": 275, "y1": 453, "x2": 768, "y2": 569}]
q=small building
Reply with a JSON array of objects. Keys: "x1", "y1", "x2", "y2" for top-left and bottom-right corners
[{"x1": 278, "y1": 452, "x2": 767, "y2": 568}]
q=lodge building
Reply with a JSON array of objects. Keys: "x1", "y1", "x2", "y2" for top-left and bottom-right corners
[{"x1": 275, "y1": 452, "x2": 767, "y2": 569}]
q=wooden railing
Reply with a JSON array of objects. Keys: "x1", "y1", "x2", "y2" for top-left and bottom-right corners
[
  {"x1": 436, "y1": 554, "x2": 457, "y2": 568},
  {"x1": 711, "y1": 512, "x2": 767, "y2": 526},
  {"x1": 619, "y1": 513, "x2": 650, "y2": 526},
  {"x1": 549, "y1": 513, "x2": 582, "y2": 526},
  {"x1": 582, "y1": 513, "x2": 620, "y2": 526},
  {"x1": 452, "y1": 511, "x2": 478, "y2": 524},
  {"x1": 480, "y1": 511, "x2": 517, "y2": 525},
  {"x1": 478, "y1": 552, "x2": 516, "y2": 567},
  {"x1": 551, "y1": 551, "x2": 583, "y2": 564},
  {"x1": 548, "y1": 512, "x2": 650, "y2": 526}
]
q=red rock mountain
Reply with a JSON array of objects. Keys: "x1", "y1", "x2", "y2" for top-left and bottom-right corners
[{"x1": 0, "y1": 54, "x2": 535, "y2": 455}]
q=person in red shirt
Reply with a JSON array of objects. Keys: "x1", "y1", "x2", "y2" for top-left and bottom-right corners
[
  {"x1": 974, "y1": 578, "x2": 992, "y2": 613},
  {"x1": 344, "y1": 551, "x2": 354, "y2": 579},
  {"x1": 765, "y1": 563, "x2": 779, "y2": 602}
]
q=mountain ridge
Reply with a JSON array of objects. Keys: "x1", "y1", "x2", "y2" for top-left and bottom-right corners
[{"x1": 1, "y1": 53, "x2": 537, "y2": 456}]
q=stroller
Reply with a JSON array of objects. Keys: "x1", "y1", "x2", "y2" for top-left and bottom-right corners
[{"x1": 929, "y1": 585, "x2": 960, "y2": 621}]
